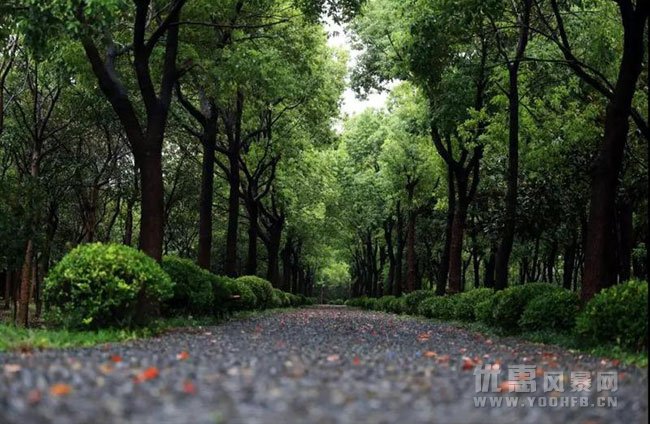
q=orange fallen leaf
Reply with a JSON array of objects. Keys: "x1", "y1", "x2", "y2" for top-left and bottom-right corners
[
  {"x1": 183, "y1": 380, "x2": 197, "y2": 394},
  {"x1": 499, "y1": 380, "x2": 516, "y2": 393},
  {"x1": 176, "y1": 351, "x2": 190, "y2": 361},
  {"x1": 3, "y1": 364, "x2": 22, "y2": 374},
  {"x1": 98, "y1": 364, "x2": 114, "y2": 375},
  {"x1": 424, "y1": 351, "x2": 437, "y2": 358},
  {"x1": 110, "y1": 355, "x2": 122, "y2": 363},
  {"x1": 134, "y1": 367, "x2": 159, "y2": 383},
  {"x1": 437, "y1": 354, "x2": 451, "y2": 364},
  {"x1": 417, "y1": 332, "x2": 431, "y2": 342},
  {"x1": 49, "y1": 383, "x2": 72, "y2": 396},
  {"x1": 461, "y1": 356, "x2": 476, "y2": 371},
  {"x1": 27, "y1": 389, "x2": 41, "y2": 404}
]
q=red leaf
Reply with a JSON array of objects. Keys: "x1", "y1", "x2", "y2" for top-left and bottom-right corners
[
  {"x1": 461, "y1": 356, "x2": 476, "y2": 371},
  {"x1": 110, "y1": 355, "x2": 122, "y2": 363},
  {"x1": 49, "y1": 383, "x2": 72, "y2": 396},
  {"x1": 134, "y1": 367, "x2": 159, "y2": 383},
  {"x1": 183, "y1": 381, "x2": 197, "y2": 394},
  {"x1": 176, "y1": 351, "x2": 190, "y2": 361},
  {"x1": 352, "y1": 356, "x2": 361, "y2": 366}
]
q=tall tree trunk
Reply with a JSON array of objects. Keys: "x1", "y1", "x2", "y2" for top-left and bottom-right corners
[
  {"x1": 4, "y1": 271, "x2": 11, "y2": 310},
  {"x1": 394, "y1": 201, "x2": 404, "y2": 295},
  {"x1": 137, "y1": 148, "x2": 165, "y2": 261},
  {"x1": 448, "y1": 200, "x2": 467, "y2": 293},
  {"x1": 582, "y1": 4, "x2": 647, "y2": 300},
  {"x1": 405, "y1": 184, "x2": 418, "y2": 293},
  {"x1": 245, "y1": 201, "x2": 259, "y2": 275},
  {"x1": 266, "y1": 223, "x2": 282, "y2": 287},
  {"x1": 494, "y1": 0, "x2": 532, "y2": 290},
  {"x1": 563, "y1": 235, "x2": 576, "y2": 290},
  {"x1": 384, "y1": 218, "x2": 395, "y2": 295},
  {"x1": 617, "y1": 199, "x2": 633, "y2": 282},
  {"x1": 197, "y1": 139, "x2": 216, "y2": 269},
  {"x1": 17, "y1": 240, "x2": 33, "y2": 327},
  {"x1": 484, "y1": 246, "x2": 496, "y2": 288},
  {"x1": 438, "y1": 165, "x2": 455, "y2": 295}
]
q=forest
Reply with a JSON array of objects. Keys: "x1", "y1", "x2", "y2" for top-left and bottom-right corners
[
  {"x1": 1, "y1": 0, "x2": 647, "y2": 318},
  {"x1": 0, "y1": 1, "x2": 647, "y2": 423}
]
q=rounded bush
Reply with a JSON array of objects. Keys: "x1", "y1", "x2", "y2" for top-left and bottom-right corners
[
  {"x1": 236, "y1": 276, "x2": 274, "y2": 309},
  {"x1": 487, "y1": 283, "x2": 564, "y2": 332},
  {"x1": 403, "y1": 290, "x2": 436, "y2": 315},
  {"x1": 519, "y1": 289, "x2": 579, "y2": 332},
  {"x1": 377, "y1": 295, "x2": 397, "y2": 312},
  {"x1": 44, "y1": 243, "x2": 173, "y2": 329},
  {"x1": 418, "y1": 296, "x2": 455, "y2": 319},
  {"x1": 271, "y1": 288, "x2": 285, "y2": 308},
  {"x1": 452, "y1": 288, "x2": 495, "y2": 321},
  {"x1": 210, "y1": 275, "x2": 235, "y2": 316},
  {"x1": 222, "y1": 279, "x2": 257, "y2": 310},
  {"x1": 388, "y1": 297, "x2": 406, "y2": 314},
  {"x1": 346, "y1": 296, "x2": 368, "y2": 308},
  {"x1": 161, "y1": 256, "x2": 214, "y2": 316},
  {"x1": 576, "y1": 280, "x2": 648, "y2": 351}
]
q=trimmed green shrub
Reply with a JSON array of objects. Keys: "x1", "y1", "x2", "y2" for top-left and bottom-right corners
[
  {"x1": 475, "y1": 298, "x2": 495, "y2": 325},
  {"x1": 452, "y1": 288, "x2": 495, "y2": 321},
  {"x1": 44, "y1": 243, "x2": 173, "y2": 329},
  {"x1": 482, "y1": 283, "x2": 564, "y2": 332},
  {"x1": 209, "y1": 275, "x2": 234, "y2": 316},
  {"x1": 377, "y1": 295, "x2": 397, "y2": 312},
  {"x1": 346, "y1": 296, "x2": 368, "y2": 308},
  {"x1": 236, "y1": 276, "x2": 274, "y2": 309},
  {"x1": 388, "y1": 296, "x2": 406, "y2": 314},
  {"x1": 576, "y1": 280, "x2": 648, "y2": 351},
  {"x1": 161, "y1": 256, "x2": 214, "y2": 316},
  {"x1": 222, "y1": 279, "x2": 257, "y2": 310},
  {"x1": 519, "y1": 289, "x2": 579, "y2": 332},
  {"x1": 418, "y1": 296, "x2": 455, "y2": 319},
  {"x1": 403, "y1": 290, "x2": 436, "y2": 315},
  {"x1": 271, "y1": 288, "x2": 285, "y2": 308}
]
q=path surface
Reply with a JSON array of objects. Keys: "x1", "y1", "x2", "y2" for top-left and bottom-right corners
[{"x1": 0, "y1": 307, "x2": 647, "y2": 424}]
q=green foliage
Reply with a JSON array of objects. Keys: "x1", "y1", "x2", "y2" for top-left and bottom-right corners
[
  {"x1": 403, "y1": 289, "x2": 436, "y2": 315},
  {"x1": 452, "y1": 288, "x2": 495, "y2": 321},
  {"x1": 271, "y1": 288, "x2": 288, "y2": 308},
  {"x1": 418, "y1": 295, "x2": 456, "y2": 320},
  {"x1": 210, "y1": 275, "x2": 235, "y2": 316},
  {"x1": 161, "y1": 256, "x2": 214, "y2": 316},
  {"x1": 221, "y1": 279, "x2": 257, "y2": 311},
  {"x1": 576, "y1": 280, "x2": 648, "y2": 351},
  {"x1": 519, "y1": 290, "x2": 579, "y2": 332},
  {"x1": 479, "y1": 283, "x2": 565, "y2": 332},
  {"x1": 236, "y1": 276, "x2": 275, "y2": 309},
  {"x1": 43, "y1": 243, "x2": 173, "y2": 329}
]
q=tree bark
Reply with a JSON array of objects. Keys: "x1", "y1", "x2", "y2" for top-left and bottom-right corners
[
  {"x1": 245, "y1": 201, "x2": 259, "y2": 275},
  {"x1": 582, "y1": 2, "x2": 647, "y2": 300},
  {"x1": 198, "y1": 138, "x2": 216, "y2": 269},
  {"x1": 494, "y1": 0, "x2": 532, "y2": 290}
]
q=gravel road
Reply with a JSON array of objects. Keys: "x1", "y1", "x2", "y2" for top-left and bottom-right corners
[{"x1": 0, "y1": 307, "x2": 647, "y2": 424}]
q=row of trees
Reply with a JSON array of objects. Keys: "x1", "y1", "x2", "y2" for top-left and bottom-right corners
[
  {"x1": 0, "y1": 0, "x2": 358, "y2": 326},
  {"x1": 340, "y1": 0, "x2": 648, "y2": 300}
]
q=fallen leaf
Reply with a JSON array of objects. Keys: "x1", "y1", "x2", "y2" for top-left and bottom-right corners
[
  {"x1": 183, "y1": 380, "x2": 197, "y2": 394},
  {"x1": 49, "y1": 383, "x2": 72, "y2": 396},
  {"x1": 27, "y1": 389, "x2": 41, "y2": 404},
  {"x1": 424, "y1": 351, "x2": 437, "y2": 358},
  {"x1": 110, "y1": 355, "x2": 122, "y2": 363},
  {"x1": 98, "y1": 364, "x2": 114, "y2": 375},
  {"x1": 3, "y1": 364, "x2": 22, "y2": 374},
  {"x1": 611, "y1": 359, "x2": 620, "y2": 367},
  {"x1": 499, "y1": 380, "x2": 516, "y2": 393},
  {"x1": 176, "y1": 351, "x2": 190, "y2": 361},
  {"x1": 437, "y1": 354, "x2": 451, "y2": 364},
  {"x1": 326, "y1": 354, "x2": 340, "y2": 362},
  {"x1": 417, "y1": 332, "x2": 431, "y2": 342},
  {"x1": 461, "y1": 356, "x2": 476, "y2": 371},
  {"x1": 134, "y1": 367, "x2": 159, "y2": 383},
  {"x1": 352, "y1": 356, "x2": 361, "y2": 366}
]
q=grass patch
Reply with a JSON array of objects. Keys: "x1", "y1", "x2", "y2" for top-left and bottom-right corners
[
  {"x1": 457, "y1": 321, "x2": 648, "y2": 368},
  {"x1": 0, "y1": 307, "x2": 295, "y2": 353}
]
